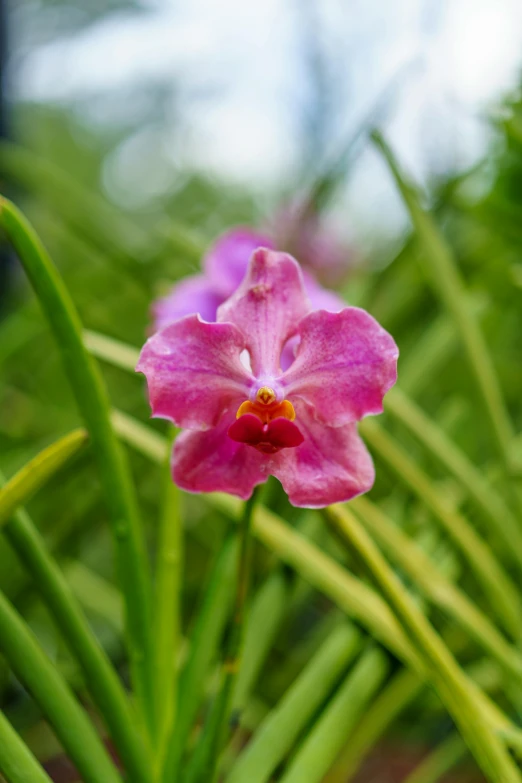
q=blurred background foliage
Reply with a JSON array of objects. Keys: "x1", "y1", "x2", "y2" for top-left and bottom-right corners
[{"x1": 2, "y1": 1, "x2": 522, "y2": 782}]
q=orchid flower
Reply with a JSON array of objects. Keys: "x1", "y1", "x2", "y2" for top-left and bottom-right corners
[
  {"x1": 153, "y1": 227, "x2": 344, "y2": 331},
  {"x1": 137, "y1": 248, "x2": 398, "y2": 508}
]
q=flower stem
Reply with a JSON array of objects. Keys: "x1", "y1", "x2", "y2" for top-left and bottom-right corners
[
  {"x1": 188, "y1": 487, "x2": 260, "y2": 783},
  {"x1": 153, "y1": 429, "x2": 182, "y2": 770}
]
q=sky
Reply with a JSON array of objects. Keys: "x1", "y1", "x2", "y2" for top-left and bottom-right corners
[{"x1": 12, "y1": 0, "x2": 522, "y2": 241}]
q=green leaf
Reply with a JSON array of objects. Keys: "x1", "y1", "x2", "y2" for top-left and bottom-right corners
[
  {"x1": 351, "y1": 495, "x2": 522, "y2": 689},
  {"x1": 325, "y1": 504, "x2": 522, "y2": 783},
  {"x1": 327, "y1": 668, "x2": 423, "y2": 783},
  {"x1": 372, "y1": 131, "x2": 515, "y2": 474},
  {"x1": 84, "y1": 330, "x2": 140, "y2": 373},
  {"x1": 0, "y1": 470, "x2": 152, "y2": 783},
  {"x1": 279, "y1": 647, "x2": 389, "y2": 783},
  {"x1": 360, "y1": 419, "x2": 522, "y2": 642},
  {"x1": 0, "y1": 430, "x2": 87, "y2": 530},
  {"x1": 401, "y1": 733, "x2": 467, "y2": 783},
  {"x1": 0, "y1": 710, "x2": 53, "y2": 783},
  {"x1": 162, "y1": 538, "x2": 237, "y2": 782},
  {"x1": 111, "y1": 414, "x2": 522, "y2": 754},
  {"x1": 226, "y1": 624, "x2": 361, "y2": 783},
  {"x1": 0, "y1": 590, "x2": 122, "y2": 783},
  {"x1": 0, "y1": 198, "x2": 155, "y2": 737},
  {"x1": 385, "y1": 388, "x2": 522, "y2": 571},
  {"x1": 232, "y1": 570, "x2": 290, "y2": 713}
]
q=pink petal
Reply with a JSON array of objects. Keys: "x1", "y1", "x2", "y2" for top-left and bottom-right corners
[
  {"x1": 270, "y1": 401, "x2": 375, "y2": 508},
  {"x1": 152, "y1": 275, "x2": 223, "y2": 331},
  {"x1": 172, "y1": 415, "x2": 267, "y2": 499},
  {"x1": 203, "y1": 227, "x2": 275, "y2": 297},
  {"x1": 217, "y1": 248, "x2": 312, "y2": 378},
  {"x1": 302, "y1": 271, "x2": 345, "y2": 313},
  {"x1": 136, "y1": 315, "x2": 253, "y2": 429},
  {"x1": 282, "y1": 307, "x2": 398, "y2": 426}
]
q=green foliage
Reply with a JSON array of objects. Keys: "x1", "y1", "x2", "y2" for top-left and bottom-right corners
[{"x1": 2, "y1": 91, "x2": 522, "y2": 783}]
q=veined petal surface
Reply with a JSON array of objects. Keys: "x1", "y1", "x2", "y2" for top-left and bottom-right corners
[
  {"x1": 282, "y1": 308, "x2": 398, "y2": 426},
  {"x1": 137, "y1": 315, "x2": 252, "y2": 429}
]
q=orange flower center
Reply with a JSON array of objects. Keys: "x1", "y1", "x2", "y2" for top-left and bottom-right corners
[{"x1": 235, "y1": 386, "x2": 296, "y2": 424}]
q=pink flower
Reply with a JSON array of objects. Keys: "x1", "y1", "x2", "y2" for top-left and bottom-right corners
[
  {"x1": 137, "y1": 249, "x2": 398, "y2": 508},
  {"x1": 270, "y1": 199, "x2": 355, "y2": 286},
  {"x1": 153, "y1": 227, "x2": 344, "y2": 332}
]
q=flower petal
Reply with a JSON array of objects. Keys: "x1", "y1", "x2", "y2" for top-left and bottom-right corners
[
  {"x1": 137, "y1": 315, "x2": 252, "y2": 429},
  {"x1": 172, "y1": 415, "x2": 267, "y2": 499},
  {"x1": 203, "y1": 227, "x2": 275, "y2": 296},
  {"x1": 218, "y1": 248, "x2": 312, "y2": 378},
  {"x1": 282, "y1": 307, "x2": 398, "y2": 426},
  {"x1": 269, "y1": 401, "x2": 375, "y2": 507},
  {"x1": 302, "y1": 271, "x2": 345, "y2": 313},
  {"x1": 152, "y1": 275, "x2": 223, "y2": 331}
]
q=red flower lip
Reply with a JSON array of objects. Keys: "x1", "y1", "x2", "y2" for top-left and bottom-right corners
[{"x1": 228, "y1": 413, "x2": 304, "y2": 454}]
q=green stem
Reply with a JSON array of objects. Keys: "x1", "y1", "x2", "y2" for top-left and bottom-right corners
[
  {"x1": 153, "y1": 431, "x2": 183, "y2": 770},
  {"x1": 0, "y1": 470, "x2": 151, "y2": 783},
  {"x1": 0, "y1": 710, "x2": 53, "y2": 783},
  {"x1": 325, "y1": 504, "x2": 522, "y2": 783},
  {"x1": 162, "y1": 538, "x2": 237, "y2": 782},
  {"x1": 191, "y1": 489, "x2": 260, "y2": 783},
  {"x1": 0, "y1": 590, "x2": 122, "y2": 783},
  {"x1": 0, "y1": 197, "x2": 155, "y2": 737}
]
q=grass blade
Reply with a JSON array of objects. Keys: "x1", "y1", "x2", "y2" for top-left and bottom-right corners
[
  {"x1": 280, "y1": 647, "x2": 389, "y2": 783},
  {"x1": 386, "y1": 388, "x2": 522, "y2": 569},
  {"x1": 360, "y1": 418, "x2": 522, "y2": 641},
  {"x1": 401, "y1": 733, "x2": 467, "y2": 783},
  {"x1": 351, "y1": 495, "x2": 522, "y2": 687},
  {"x1": 326, "y1": 668, "x2": 423, "y2": 783},
  {"x1": 83, "y1": 330, "x2": 140, "y2": 373},
  {"x1": 111, "y1": 414, "x2": 522, "y2": 752},
  {"x1": 372, "y1": 130, "x2": 515, "y2": 473},
  {"x1": 162, "y1": 538, "x2": 237, "y2": 782},
  {"x1": 325, "y1": 504, "x2": 522, "y2": 783},
  {"x1": 0, "y1": 470, "x2": 151, "y2": 783},
  {"x1": 0, "y1": 710, "x2": 53, "y2": 783},
  {"x1": 0, "y1": 198, "x2": 155, "y2": 736},
  {"x1": 226, "y1": 623, "x2": 361, "y2": 783},
  {"x1": 0, "y1": 590, "x2": 122, "y2": 783},
  {"x1": 232, "y1": 570, "x2": 290, "y2": 713},
  {"x1": 0, "y1": 430, "x2": 87, "y2": 530}
]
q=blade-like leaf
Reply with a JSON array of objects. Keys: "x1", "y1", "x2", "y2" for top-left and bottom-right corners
[
  {"x1": 0, "y1": 198, "x2": 155, "y2": 736},
  {"x1": 0, "y1": 430, "x2": 87, "y2": 530},
  {"x1": 0, "y1": 590, "x2": 122, "y2": 783},
  {"x1": 0, "y1": 710, "x2": 53, "y2": 783},
  {"x1": 325, "y1": 504, "x2": 522, "y2": 783}
]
